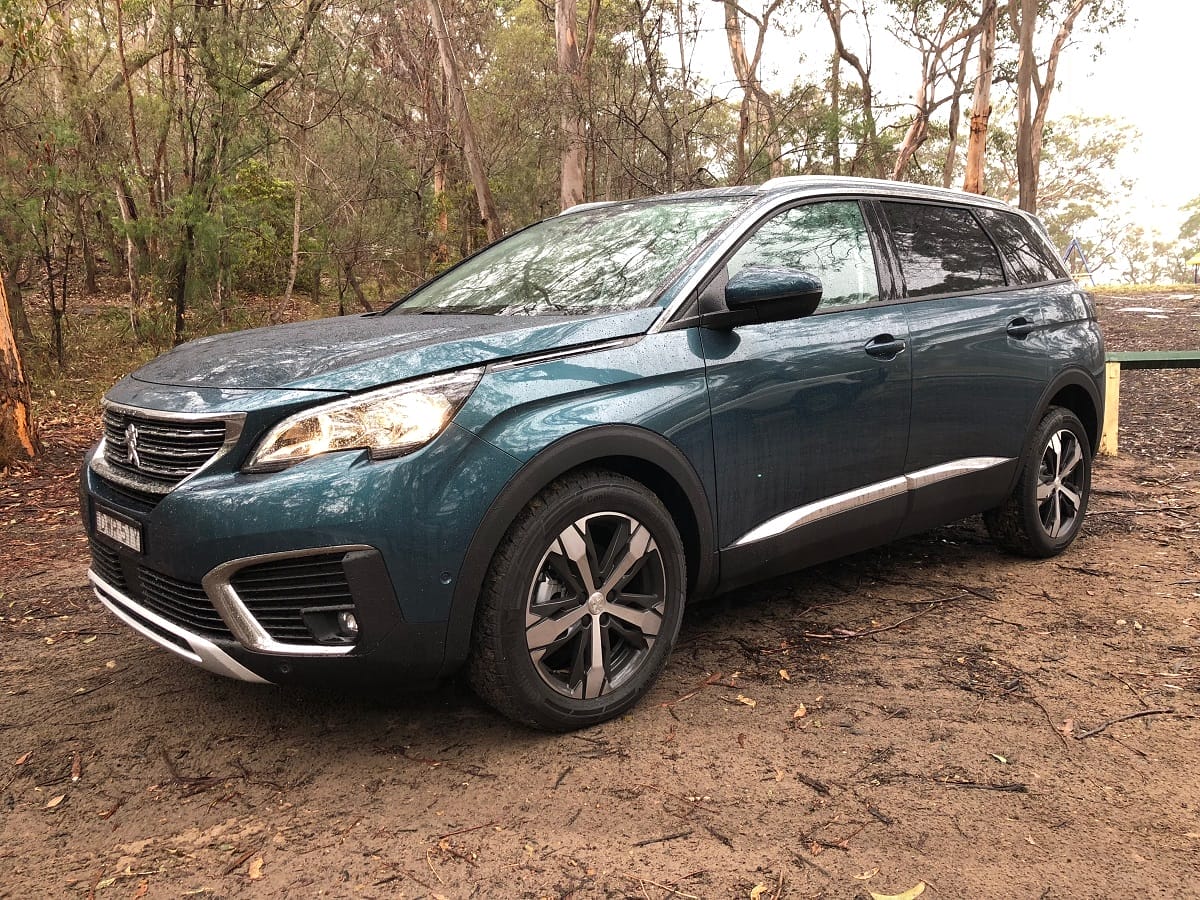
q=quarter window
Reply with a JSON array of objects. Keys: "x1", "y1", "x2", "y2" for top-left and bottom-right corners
[
  {"x1": 882, "y1": 202, "x2": 1006, "y2": 298},
  {"x1": 976, "y1": 208, "x2": 1068, "y2": 285},
  {"x1": 727, "y1": 201, "x2": 880, "y2": 309}
]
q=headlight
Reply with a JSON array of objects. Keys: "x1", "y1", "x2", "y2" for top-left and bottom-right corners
[{"x1": 245, "y1": 368, "x2": 482, "y2": 471}]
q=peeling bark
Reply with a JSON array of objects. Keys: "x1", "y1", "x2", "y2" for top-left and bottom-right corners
[{"x1": 0, "y1": 273, "x2": 40, "y2": 464}]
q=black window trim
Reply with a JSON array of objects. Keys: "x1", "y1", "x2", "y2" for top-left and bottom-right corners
[
  {"x1": 877, "y1": 196, "x2": 1074, "y2": 300},
  {"x1": 974, "y1": 206, "x2": 1073, "y2": 287},
  {"x1": 876, "y1": 197, "x2": 1011, "y2": 301}
]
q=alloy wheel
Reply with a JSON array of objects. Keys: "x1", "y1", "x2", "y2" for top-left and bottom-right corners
[
  {"x1": 524, "y1": 511, "x2": 667, "y2": 700},
  {"x1": 1036, "y1": 429, "x2": 1085, "y2": 539}
]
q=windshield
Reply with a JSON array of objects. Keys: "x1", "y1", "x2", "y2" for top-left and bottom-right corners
[{"x1": 391, "y1": 198, "x2": 747, "y2": 316}]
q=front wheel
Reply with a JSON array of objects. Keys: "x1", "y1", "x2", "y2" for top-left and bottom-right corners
[
  {"x1": 985, "y1": 406, "x2": 1092, "y2": 558},
  {"x1": 467, "y1": 470, "x2": 686, "y2": 730}
]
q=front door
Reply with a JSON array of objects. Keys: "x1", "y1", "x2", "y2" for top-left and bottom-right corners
[{"x1": 700, "y1": 200, "x2": 912, "y2": 584}]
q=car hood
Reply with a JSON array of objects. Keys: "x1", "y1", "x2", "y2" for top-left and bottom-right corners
[{"x1": 129, "y1": 308, "x2": 660, "y2": 392}]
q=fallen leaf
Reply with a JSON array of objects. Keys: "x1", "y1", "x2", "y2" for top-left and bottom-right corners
[
  {"x1": 990, "y1": 753, "x2": 1007, "y2": 765},
  {"x1": 735, "y1": 694, "x2": 757, "y2": 708},
  {"x1": 854, "y1": 868, "x2": 880, "y2": 881},
  {"x1": 95, "y1": 876, "x2": 116, "y2": 889},
  {"x1": 870, "y1": 883, "x2": 926, "y2": 900},
  {"x1": 779, "y1": 668, "x2": 790, "y2": 681},
  {"x1": 793, "y1": 704, "x2": 807, "y2": 719},
  {"x1": 248, "y1": 856, "x2": 264, "y2": 880},
  {"x1": 132, "y1": 880, "x2": 149, "y2": 899},
  {"x1": 15, "y1": 751, "x2": 31, "y2": 765},
  {"x1": 83, "y1": 635, "x2": 98, "y2": 644},
  {"x1": 749, "y1": 882, "x2": 771, "y2": 899},
  {"x1": 45, "y1": 794, "x2": 66, "y2": 809}
]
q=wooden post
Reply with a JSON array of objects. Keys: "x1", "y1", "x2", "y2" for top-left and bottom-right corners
[
  {"x1": 1099, "y1": 360, "x2": 1121, "y2": 456},
  {"x1": 0, "y1": 271, "x2": 40, "y2": 464}
]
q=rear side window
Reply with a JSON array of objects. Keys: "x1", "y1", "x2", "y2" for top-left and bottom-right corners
[
  {"x1": 882, "y1": 202, "x2": 1006, "y2": 298},
  {"x1": 976, "y1": 208, "x2": 1069, "y2": 285},
  {"x1": 727, "y1": 200, "x2": 880, "y2": 309}
]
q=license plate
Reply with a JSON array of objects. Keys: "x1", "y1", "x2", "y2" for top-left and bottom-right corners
[{"x1": 95, "y1": 508, "x2": 143, "y2": 554}]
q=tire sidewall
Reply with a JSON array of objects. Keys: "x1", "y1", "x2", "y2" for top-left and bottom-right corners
[{"x1": 490, "y1": 476, "x2": 686, "y2": 729}]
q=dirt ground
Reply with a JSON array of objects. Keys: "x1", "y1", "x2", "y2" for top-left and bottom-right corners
[{"x1": 2, "y1": 291, "x2": 1198, "y2": 899}]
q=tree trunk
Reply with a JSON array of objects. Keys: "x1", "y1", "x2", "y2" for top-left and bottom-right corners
[
  {"x1": 556, "y1": 0, "x2": 587, "y2": 209},
  {"x1": 2, "y1": 264, "x2": 32, "y2": 342},
  {"x1": 830, "y1": 50, "x2": 841, "y2": 175},
  {"x1": 427, "y1": 0, "x2": 502, "y2": 242},
  {"x1": 1015, "y1": 0, "x2": 1038, "y2": 211},
  {"x1": 0, "y1": 273, "x2": 40, "y2": 464},
  {"x1": 942, "y1": 34, "x2": 974, "y2": 188},
  {"x1": 963, "y1": 0, "x2": 998, "y2": 195},
  {"x1": 339, "y1": 258, "x2": 373, "y2": 313},
  {"x1": 820, "y1": 0, "x2": 883, "y2": 178}
]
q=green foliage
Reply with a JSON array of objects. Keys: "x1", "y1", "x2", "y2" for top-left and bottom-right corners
[{"x1": 220, "y1": 161, "x2": 303, "y2": 294}]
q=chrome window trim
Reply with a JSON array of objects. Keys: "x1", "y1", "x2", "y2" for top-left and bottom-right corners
[
  {"x1": 731, "y1": 456, "x2": 1014, "y2": 549},
  {"x1": 92, "y1": 400, "x2": 247, "y2": 497},
  {"x1": 89, "y1": 569, "x2": 269, "y2": 683},
  {"x1": 202, "y1": 545, "x2": 373, "y2": 657}
]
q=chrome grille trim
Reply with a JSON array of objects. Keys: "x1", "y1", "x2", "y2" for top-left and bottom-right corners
[
  {"x1": 92, "y1": 401, "x2": 246, "y2": 497},
  {"x1": 203, "y1": 546, "x2": 371, "y2": 657}
]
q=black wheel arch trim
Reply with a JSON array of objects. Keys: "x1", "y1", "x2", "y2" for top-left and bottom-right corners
[
  {"x1": 1012, "y1": 367, "x2": 1103, "y2": 492},
  {"x1": 439, "y1": 424, "x2": 719, "y2": 676}
]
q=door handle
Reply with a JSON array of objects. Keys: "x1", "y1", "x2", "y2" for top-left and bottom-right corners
[
  {"x1": 864, "y1": 334, "x2": 906, "y2": 359},
  {"x1": 1006, "y1": 317, "x2": 1036, "y2": 339}
]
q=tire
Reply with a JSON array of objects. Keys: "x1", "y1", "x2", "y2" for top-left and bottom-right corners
[
  {"x1": 467, "y1": 469, "x2": 686, "y2": 730},
  {"x1": 984, "y1": 406, "x2": 1092, "y2": 558}
]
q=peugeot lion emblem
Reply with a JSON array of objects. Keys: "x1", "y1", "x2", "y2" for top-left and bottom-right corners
[{"x1": 124, "y1": 422, "x2": 141, "y2": 469}]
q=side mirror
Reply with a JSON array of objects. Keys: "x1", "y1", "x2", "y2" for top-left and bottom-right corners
[{"x1": 724, "y1": 267, "x2": 823, "y2": 323}]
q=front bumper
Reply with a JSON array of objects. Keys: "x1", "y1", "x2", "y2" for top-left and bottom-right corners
[
  {"x1": 80, "y1": 419, "x2": 522, "y2": 684},
  {"x1": 90, "y1": 569, "x2": 269, "y2": 682}
]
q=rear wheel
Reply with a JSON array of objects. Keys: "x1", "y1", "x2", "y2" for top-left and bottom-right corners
[
  {"x1": 985, "y1": 407, "x2": 1092, "y2": 557},
  {"x1": 468, "y1": 470, "x2": 686, "y2": 730}
]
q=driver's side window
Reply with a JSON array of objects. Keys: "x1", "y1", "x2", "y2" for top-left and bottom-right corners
[{"x1": 727, "y1": 201, "x2": 880, "y2": 309}]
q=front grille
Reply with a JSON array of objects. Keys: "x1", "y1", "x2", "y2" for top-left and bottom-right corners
[
  {"x1": 89, "y1": 539, "x2": 127, "y2": 590},
  {"x1": 231, "y1": 554, "x2": 355, "y2": 645},
  {"x1": 103, "y1": 408, "x2": 227, "y2": 488},
  {"x1": 90, "y1": 539, "x2": 233, "y2": 641},
  {"x1": 138, "y1": 567, "x2": 232, "y2": 640}
]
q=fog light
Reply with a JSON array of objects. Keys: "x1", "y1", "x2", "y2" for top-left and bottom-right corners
[{"x1": 337, "y1": 611, "x2": 359, "y2": 638}]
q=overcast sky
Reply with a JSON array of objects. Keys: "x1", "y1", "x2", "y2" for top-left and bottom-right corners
[{"x1": 683, "y1": 3, "x2": 1196, "y2": 241}]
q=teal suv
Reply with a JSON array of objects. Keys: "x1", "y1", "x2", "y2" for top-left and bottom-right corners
[{"x1": 81, "y1": 177, "x2": 1104, "y2": 729}]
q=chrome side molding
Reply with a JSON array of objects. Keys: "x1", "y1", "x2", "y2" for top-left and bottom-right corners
[{"x1": 731, "y1": 456, "x2": 1013, "y2": 548}]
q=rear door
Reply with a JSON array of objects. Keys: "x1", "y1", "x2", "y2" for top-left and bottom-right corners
[
  {"x1": 701, "y1": 199, "x2": 912, "y2": 583},
  {"x1": 878, "y1": 201, "x2": 1048, "y2": 534}
]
